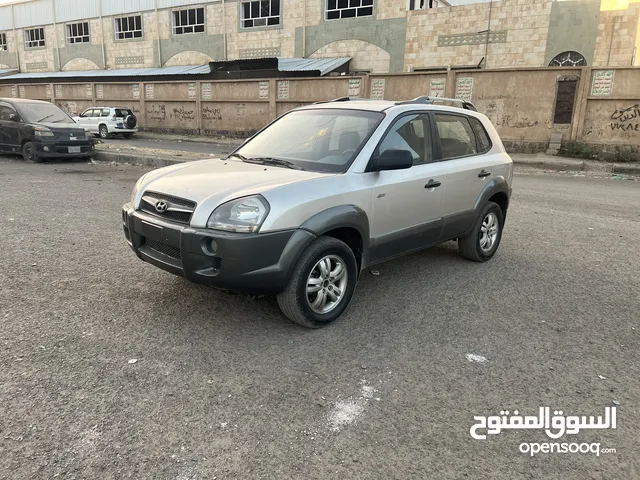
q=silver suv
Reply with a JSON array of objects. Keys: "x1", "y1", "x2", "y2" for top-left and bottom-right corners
[
  {"x1": 122, "y1": 97, "x2": 512, "y2": 328},
  {"x1": 74, "y1": 106, "x2": 137, "y2": 139}
]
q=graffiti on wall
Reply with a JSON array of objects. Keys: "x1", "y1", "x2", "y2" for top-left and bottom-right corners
[
  {"x1": 171, "y1": 106, "x2": 196, "y2": 122},
  {"x1": 147, "y1": 105, "x2": 166, "y2": 121},
  {"x1": 609, "y1": 104, "x2": 640, "y2": 132},
  {"x1": 203, "y1": 106, "x2": 222, "y2": 121}
]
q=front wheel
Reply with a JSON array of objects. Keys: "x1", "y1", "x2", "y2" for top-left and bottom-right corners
[
  {"x1": 277, "y1": 236, "x2": 358, "y2": 328},
  {"x1": 22, "y1": 142, "x2": 42, "y2": 163},
  {"x1": 458, "y1": 201, "x2": 504, "y2": 262}
]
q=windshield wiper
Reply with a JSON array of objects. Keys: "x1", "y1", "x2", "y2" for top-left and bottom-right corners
[
  {"x1": 35, "y1": 113, "x2": 55, "y2": 123},
  {"x1": 225, "y1": 152, "x2": 248, "y2": 161},
  {"x1": 240, "y1": 156, "x2": 304, "y2": 170}
]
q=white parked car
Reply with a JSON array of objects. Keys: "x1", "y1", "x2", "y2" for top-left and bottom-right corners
[{"x1": 74, "y1": 106, "x2": 137, "y2": 139}]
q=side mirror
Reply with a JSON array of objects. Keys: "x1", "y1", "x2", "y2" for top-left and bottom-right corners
[
  {"x1": 369, "y1": 149, "x2": 413, "y2": 172},
  {"x1": 8, "y1": 113, "x2": 19, "y2": 122}
]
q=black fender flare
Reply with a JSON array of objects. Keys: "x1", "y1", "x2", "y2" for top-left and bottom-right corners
[
  {"x1": 474, "y1": 177, "x2": 511, "y2": 220},
  {"x1": 278, "y1": 205, "x2": 371, "y2": 278}
]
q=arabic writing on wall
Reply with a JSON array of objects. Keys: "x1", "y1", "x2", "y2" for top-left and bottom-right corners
[
  {"x1": 609, "y1": 103, "x2": 640, "y2": 132},
  {"x1": 147, "y1": 105, "x2": 166, "y2": 122},
  {"x1": 171, "y1": 106, "x2": 195, "y2": 122},
  {"x1": 203, "y1": 106, "x2": 222, "y2": 121}
]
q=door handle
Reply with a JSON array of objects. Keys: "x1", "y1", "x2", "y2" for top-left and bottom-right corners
[
  {"x1": 478, "y1": 170, "x2": 492, "y2": 178},
  {"x1": 425, "y1": 179, "x2": 442, "y2": 189}
]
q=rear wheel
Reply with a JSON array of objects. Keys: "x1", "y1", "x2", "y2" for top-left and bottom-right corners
[
  {"x1": 22, "y1": 142, "x2": 42, "y2": 163},
  {"x1": 99, "y1": 125, "x2": 109, "y2": 139},
  {"x1": 458, "y1": 201, "x2": 504, "y2": 262},
  {"x1": 277, "y1": 236, "x2": 358, "y2": 328},
  {"x1": 123, "y1": 133, "x2": 134, "y2": 139}
]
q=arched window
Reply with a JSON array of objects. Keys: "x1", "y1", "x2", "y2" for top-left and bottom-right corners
[{"x1": 549, "y1": 51, "x2": 587, "y2": 67}]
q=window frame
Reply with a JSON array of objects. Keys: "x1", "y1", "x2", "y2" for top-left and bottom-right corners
[
  {"x1": 325, "y1": 0, "x2": 374, "y2": 21},
  {"x1": 432, "y1": 112, "x2": 484, "y2": 161},
  {"x1": 368, "y1": 110, "x2": 437, "y2": 171},
  {"x1": 468, "y1": 116, "x2": 493, "y2": 154},
  {"x1": 240, "y1": 0, "x2": 281, "y2": 29},
  {"x1": 114, "y1": 15, "x2": 144, "y2": 41},
  {"x1": 24, "y1": 27, "x2": 46, "y2": 49},
  {"x1": 66, "y1": 21, "x2": 90, "y2": 44},
  {"x1": 0, "y1": 101, "x2": 19, "y2": 121},
  {"x1": 172, "y1": 7, "x2": 206, "y2": 35},
  {"x1": 0, "y1": 32, "x2": 7, "y2": 51}
]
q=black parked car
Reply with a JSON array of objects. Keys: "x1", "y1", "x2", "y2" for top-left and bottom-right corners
[{"x1": 0, "y1": 98, "x2": 94, "y2": 162}]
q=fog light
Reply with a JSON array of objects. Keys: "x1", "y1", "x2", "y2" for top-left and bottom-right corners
[
  {"x1": 43, "y1": 146, "x2": 50, "y2": 152},
  {"x1": 202, "y1": 237, "x2": 219, "y2": 256}
]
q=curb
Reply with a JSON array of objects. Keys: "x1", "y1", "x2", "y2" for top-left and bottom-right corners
[
  {"x1": 612, "y1": 163, "x2": 640, "y2": 175},
  {"x1": 511, "y1": 157, "x2": 585, "y2": 170},
  {"x1": 93, "y1": 150, "x2": 187, "y2": 167}
]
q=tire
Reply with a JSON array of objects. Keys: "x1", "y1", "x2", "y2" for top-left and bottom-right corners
[
  {"x1": 123, "y1": 133, "x2": 134, "y2": 139},
  {"x1": 124, "y1": 114, "x2": 137, "y2": 129},
  {"x1": 277, "y1": 236, "x2": 358, "y2": 328},
  {"x1": 22, "y1": 142, "x2": 42, "y2": 163},
  {"x1": 458, "y1": 201, "x2": 504, "y2": 262},
  {"x1": 99, "y1": 125, "x2": 109, "y2": 139}
]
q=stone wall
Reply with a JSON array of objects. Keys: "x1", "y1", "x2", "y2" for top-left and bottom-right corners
[{"x1": 592, "y1": 4, "x2": 640, "y2": 66}]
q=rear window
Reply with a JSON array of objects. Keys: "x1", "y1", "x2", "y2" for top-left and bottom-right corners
[
  {"x1": 469, "y1": 117, "x2": 492, "y2": 153},
  {"x1": 115, "y1": 109, "x2": 133, "y2": 117},
  {"x1": 435, "y1": 114, "x2": 478, "y2": 159}
]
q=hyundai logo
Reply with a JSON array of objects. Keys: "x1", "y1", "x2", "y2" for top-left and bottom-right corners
[{"x1": 155, "y1": 201, "x2": 168, "y2": 213}]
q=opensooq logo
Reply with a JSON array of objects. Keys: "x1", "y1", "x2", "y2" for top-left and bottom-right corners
[{"x1": 470, "y1": 406, "x2": 617, "y2": 440}]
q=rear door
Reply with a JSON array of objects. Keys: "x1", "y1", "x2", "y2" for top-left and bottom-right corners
[
  {"x1": 368, "y1": 112, "x2": 459, "y2": 262},
  {"x1": 0, "y1": 101, "x2": 21, "y2": 152},
  {"x1": 433, "y1": 113, "x2": 500, "y2": 238}
]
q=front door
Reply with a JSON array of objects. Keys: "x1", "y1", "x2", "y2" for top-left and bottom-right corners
[
  {"x1": 0, "y1": 101, "x2": 21, "y2": 153},
  {"x1": 368, "y1": 113, "x2": 450, "y2": 262}
]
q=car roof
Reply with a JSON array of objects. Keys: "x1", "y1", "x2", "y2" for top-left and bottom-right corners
[{"x1": 0, "y1": 97, "x2": 52, "y2": 104}]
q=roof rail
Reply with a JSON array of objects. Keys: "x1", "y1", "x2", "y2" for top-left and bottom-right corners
[
  {"x1": 395, "y1": 96, "x2": 477, "y2": 111},
  {"x1": 313, "y1": 96, "x2": 351, "y2": 104}
]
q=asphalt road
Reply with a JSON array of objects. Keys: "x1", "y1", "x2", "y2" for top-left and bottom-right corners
[
  {"x1": 102, "y1": 135, "x2": 236, "y2": 156},
  {"x1": 1, "y1": 157, "x2": 639, "y2": 480}
]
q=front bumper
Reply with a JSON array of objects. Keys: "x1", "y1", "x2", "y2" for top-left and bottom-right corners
[
  {"x1": 34, "y1": 138, "x2": 94, "y2": 158},
  {"x1": 122, "y1": 204, "x2": 315, "y2": 294}
]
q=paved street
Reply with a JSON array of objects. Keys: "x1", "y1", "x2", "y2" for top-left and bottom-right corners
[{"x1": 1, "y1": 156, "x2": 639, "y2": 479}]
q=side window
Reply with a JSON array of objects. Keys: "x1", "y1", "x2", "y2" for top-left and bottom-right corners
[
  {"x1": 435, "y1": 114, "x2": 478, "y2": 160},
  {"x1": 378, "y1": 114, "x2": 432, "y2": 165},
  {"x1": 91, "y1": 109, "x2": 102, "y2": 117},
  {"x1": 102, "y1": 108, "x2": 111, "y2": 117},
  {"x1": 0, "y1": 103, "x2": 17, "y2": 120},
  {"x1": 469, "y1": 117, "x2": 492, "y2": 153},
  {"x1": 80, "y1": 109, "x2": 91, "y2": 117}
]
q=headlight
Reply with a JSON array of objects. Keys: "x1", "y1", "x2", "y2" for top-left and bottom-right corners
[
  {"x1": 34, "y1": 126, "x2": 54, "y2": 137},
  {"x1": 131, "y1": 173, "x2": 147, "y2": 206},
  {"x1": 207, "y1": 195, "x2": 269, "y2": 233}
]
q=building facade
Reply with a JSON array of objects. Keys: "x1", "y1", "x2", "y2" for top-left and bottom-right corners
[{"x1": 0, "y1": 0, "x2": 638, "y2": 75}]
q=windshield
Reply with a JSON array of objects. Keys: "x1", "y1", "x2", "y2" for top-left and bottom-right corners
[
  {"x1": 236, "y1": 109, "x2": 384, "y2": 173},
  {"x1": 17, "y1": 102, "x2": 74, "y2": 124}
]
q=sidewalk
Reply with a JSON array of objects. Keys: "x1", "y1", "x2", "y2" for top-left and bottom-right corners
[{"x1": 93, "y1": 142, "x2": 640, "y2": 175}]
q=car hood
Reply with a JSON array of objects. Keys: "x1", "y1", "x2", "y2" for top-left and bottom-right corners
[{"x1": 139, "y1": 158, "x2": 335, "y2": 218}]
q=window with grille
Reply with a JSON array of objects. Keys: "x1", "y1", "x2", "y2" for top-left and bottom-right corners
[
  {"x1": 173, "y1": 7, "x2": 205, "y2": 34},
  {"x1": 326, "y1": 0, "x2": 373, "y2": 20},
  {"x1": 549, "y1": 51, "x2": 587, "y2": 67},
  {"x1": 114, "y1": 15, "x2": 143, "y2": 40},
  {"x1": 24, "y1": 27, "x2": 45, "y2": 49},
  {"x1": 66, "y1": 22, "x2": 90, "y2": 44},
  {"x1": 241, "y1": 0, "x2": 280, "y2": 28},
  {"x1": 408, "y1": 0, "x2": 437, "y2": 9},
  {"x1": 0, "y1": 33, "x2": 7, "y2": 51}
]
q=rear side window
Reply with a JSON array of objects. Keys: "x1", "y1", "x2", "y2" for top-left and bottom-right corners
[
  {"x1": 115, "y1": 109, "x2": 133, "y2": 117},
  {"x1": 102, "y1": 108, "x2": 111, "y2": 117},
  {"x1": 469, "y1": 117, "x2": 492, "y2": 153},
  {"x1": 435, "y1": 114, "x2": 478, "y2": 160}
]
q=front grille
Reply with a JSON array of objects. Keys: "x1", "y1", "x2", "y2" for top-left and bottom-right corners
[
  {"x1": 140, "y1": 191, "x2": 196, "y2": 225},
  {"x1": 145, "y1": 239, "x2": 181, "y2": 260}
]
